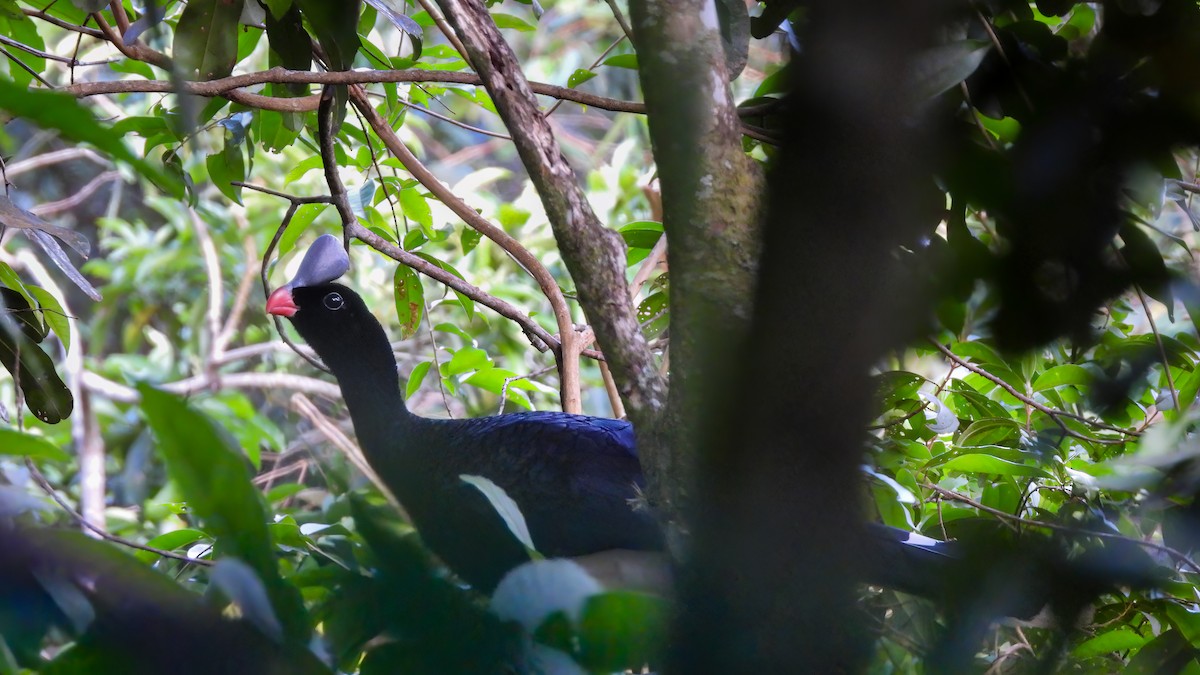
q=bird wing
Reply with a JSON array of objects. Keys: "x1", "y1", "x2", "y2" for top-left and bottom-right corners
[{"x1": 439, "y1": 413, "x2": 663, "y2": 558}]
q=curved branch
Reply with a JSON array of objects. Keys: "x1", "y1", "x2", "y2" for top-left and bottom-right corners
[
  {"x1": 434, "y1": 0, "x2": 666, "y2": 432},
  {"x1": 89, "y1": 12, "x2": 170, "y2": 69},
  {"x1": 348, "y1": 87, "x2": 582, "y2": 412}
]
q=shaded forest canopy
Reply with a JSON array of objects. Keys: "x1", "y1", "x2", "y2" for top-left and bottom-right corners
[{"x1": 0, "y1": 0, "x2": 1199, "y2": 672}]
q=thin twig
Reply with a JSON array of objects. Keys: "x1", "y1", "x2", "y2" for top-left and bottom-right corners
[
  {"x1": 0, "y1": 46, "x2": 53, "y2": 88},
  {"x1": 237, "y1": 180, "x2": 600, "y2": 361},
  {"x1": 29, "y1": 171, "x2": 120, "y2": 216},
  {"x1": 1133, "y1": 284, "x2": 1180, "y2": 412},
  {"x1": 497, "y1": 364, "x2": 556, "y2": 414},
  {"x1": 544, "y1": 35, "x2": 625, "y2": 118},
  {"x1": 414, "y1": 0, "x2": 472, "y2": 67},
  {"x1": 290, "y1": 393, "x2": 403, "y2": 513},
  {"x1": 217, "y1": 235, "x2": 258, "y2": 351},
  {"x1": 25, "y1": 459, "x2": 213, "y2": 567},
  {"x1": 924, "y1": 482, "x2": 1200, "y2": 575},
  {"x1": 191, "y1": 210, "x2": 224, "y2": 388},
  {"x1": 602, "y1": 0, "x2": 635, "y2": 45},
  {"x1": 0, "y1": 34, "x2": 115, "y2": 65},
  {"x1": 250, "y1": 188, "x2": 333, "y2": 372},
  {"x1": 974, "y1": 7, "x2": 1034, "y2": 112},
  {"x1": 23, "y1": 8, "x2": 106, "y2": 38},
  {"x1": 400, "y1": 96, "x2": 511, "y2": 139},
  {"x1": 928, "y1": 339, "x2": 1136, "y2": 444},
  {"x1": 82, "y1": 370, "x2": 343, "y2": 403},
  {"x1": 5, "y1": 148, "x2": 108, "y2": 177},
  {"x1": 349, "y1": 86, "x2": 595, "y2": 402}
]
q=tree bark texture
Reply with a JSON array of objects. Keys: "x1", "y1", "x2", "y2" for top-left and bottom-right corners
[
  {"x1": 627, "y1": 0, "x2": 764, "y2": 523},
  {"x1": 433, "y1": 0, "x2": 670, "y2": 476},
  {"x1": 669, "y1": 3, "x2": 941, "y2": 671}
]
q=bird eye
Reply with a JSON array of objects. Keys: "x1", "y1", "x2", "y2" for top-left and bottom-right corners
[{"x1": 323, "y1": 292, "x2": 345, "y2": 310}]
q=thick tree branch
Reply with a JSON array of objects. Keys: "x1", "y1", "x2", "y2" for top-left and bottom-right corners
[
  {"x1": 627, "y1": 0, "x2": 764, "y2": 519},
  {"x1": 672, "y1": 3, "x2": 941, "y2": 670},
  {"x1": 432, "y1": 0, "x2": 667, "y2": 457}
]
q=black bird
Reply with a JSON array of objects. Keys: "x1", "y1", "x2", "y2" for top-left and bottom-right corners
[
  {"x1": 268, "y1": 236, "x2": 663, "y2": 591},
  {"x1": 267, "y1": 235, "x2": 954, "y2": 593}
]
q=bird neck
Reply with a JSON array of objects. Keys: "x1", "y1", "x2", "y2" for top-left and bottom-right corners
[{"x1": 318, "y1": 324, "x2": 417, "y2": 451}]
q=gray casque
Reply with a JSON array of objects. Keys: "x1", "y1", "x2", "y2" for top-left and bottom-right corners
[{"x1": 287, "y1": 234, "x2": 349, "y2": 289}]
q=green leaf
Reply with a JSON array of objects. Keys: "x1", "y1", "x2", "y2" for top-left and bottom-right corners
[
  {"x1": 602, "y1": 53, "x2": 638, "y2": 69},
  {"x1": 1072, "y1": 627, "x2": 1147, "y2": 658},
  {"x1": 173, "y1": 0, "x2": 241, "y2": 80},
  {"x1": 134, "y1": 528, "x2": 208, "y2": 563},
  {"x1": 492, "y1": 13, "x2": 536, "y2": 31},
  {"x1": 413, "y1": 252, "x2": 474, "y2": 319},
  {"x1": 908, "y1": 39, "x2": 990, "y2": 101},
  {"x1": 576, "y1": 591, "x2": 668, "y2": 671},
  {"x1": 283, "y1": 156, "x2": 325, "y2": 185},
  {"x1": 0, "y1": 428, "x2": 69, "y2": 461},
  {"x1": 263, "y1": 0, "x2": 294, "y2": 20},
  {"x1": 279, "y1": 203, "x2": 328, "y2": 256},
  {"x1": 27, "y1": 286, "x2": 70, "y2": 353},
  {"x1": 393, "y1": 264, "x2": 424, "y2": 340},
  {"x1": 442, "y1": 346, "x2": 490, "y2": 376},
  {"x1": 399, "y1": 187, "x2": 433, "y2": 234},
  {"x1": 461, "y1": 227, "x2": 483, "y2": 255},
  {"x1": 940, "y1": 453, "x2": 1051, "y2": 478},
  {"x1": 0, "y1": 289, "x2": 72, "y2": 424},
  {"x1": 956, "y1": 418, "x2": 1021, "y2": 447},
  {"x1": 619, "y1": 220, "x2": 664, "y2": 250},
  {"x1": 0, "y1": 81, "x2": 179, "y2": 196},
  {"x1": 296, "y1": 0, "x2": 361, "y2": 70},
  {"x1": 0, "y1": 262, "x2": 33, "y2": 308},
  {"x1": 264, "y1": 1, "x2": 312, "y2": 97},
  {"x1": 567, "y1": 69, "x2": 597, "y2": 88},
  {"x1": 464, "y1": 368, "x2": 532, "y2": 410},
  {"x1": 138, "y1": 385, "x2": 310, "y2": 645},
  {"x1": 1031, "y1": 364, "x2": 1091, "y2": 392},
  {"x1": 405, "y1": 361, "x2": 431, "y2": 399},
  {"x1": 0, "y1": 287, "x2": 46, "y2": 342},
  {"x1": 206, "y1": 142, "x2": 246, "y2": 205},
  {"x1": 636, "y1": 292, "x2": 669, "y2": 338}
]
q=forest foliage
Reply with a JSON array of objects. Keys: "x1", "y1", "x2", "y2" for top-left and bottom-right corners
[{"x1": 1, "y1": 0, "x2": 1200, "y2": 673}]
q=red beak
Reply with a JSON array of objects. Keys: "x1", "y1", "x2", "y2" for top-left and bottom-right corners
[{"x1": 266, "y1": 287, "x2": 299, "y2": 317}]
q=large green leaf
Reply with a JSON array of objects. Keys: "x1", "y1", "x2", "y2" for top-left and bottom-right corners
[
  {"x1": 576, "y1": 591, "x2": 668, "y2": 671},
  {"x1": 393, "y1": 264, "x2": 424, "y2": 340},
  {"x1": 1031, "y1": 364, "x2": 1091, "y2": 392},
  {"x1": 296, "y1": 0, "x2": 362, "y2": 71},
  {"x1": 264, "y1": 0, "x2": 313, "y2": 97},
  {"x1": 137, "y1": 384, "x2": 310, "y2": 645},
  {"x1": 173, "y1": 0, "x2": 241, "y2": 80},
  {"x1": 8, "y1": 527, "x2": 329, "y2": 674},
  {"x1": 940, "y1": 453, "x2": 1052, "y2": 478},
  {"x1": 0, "y1": 428, "x2": 69, "y2": 461},
  {"x1": 0, "y1": 288, "x2": 72, "y2": 424},
  {"x1": 908, "y1": 40, "x2": 991, "y2": 102},
  {"x1": 1072, "y1": 627, "x2": 1148, "y2": 658}
]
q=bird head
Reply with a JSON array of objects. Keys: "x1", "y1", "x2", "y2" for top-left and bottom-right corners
[
  {"x1": 265, "y1": 235, "x2": 384, "y2": 360},
  {"x1": 265, "y1": 234, "x2": 350, "y2": 319}
]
